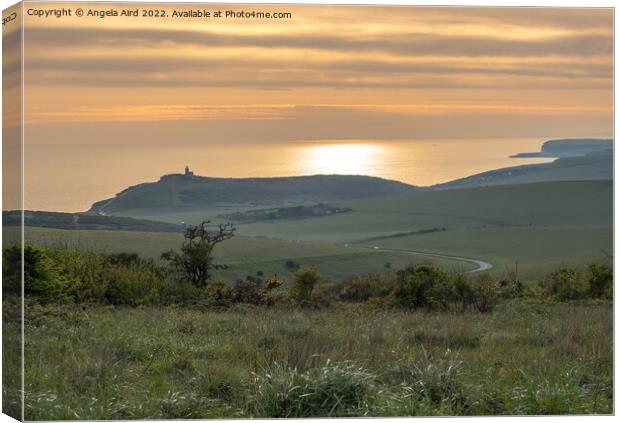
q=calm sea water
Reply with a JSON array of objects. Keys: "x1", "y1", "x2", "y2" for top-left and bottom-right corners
[{"x1": 24, "y1": 138, "x2": 553, "y2": 212}]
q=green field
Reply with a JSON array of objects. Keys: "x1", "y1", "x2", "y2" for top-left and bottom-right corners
[
  {"x1": 7, "y1": 180, "x2": 612, "y2": 282},
  {"x1": 363, "y1": 226, "x2": 612, "y2": 281},
  {"x1": 229, "y1": 181, "x2": 612, "y2": 281},
  {"x1": 235, "y1": 181, "x2": 611, "y2": 241},
  {"x1": 4, "y1": 227, "x2": 473, "y2": 285}
]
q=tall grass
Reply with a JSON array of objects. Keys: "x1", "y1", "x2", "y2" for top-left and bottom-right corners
[{"x1": 6, "y1": 299, "x2": 611, "y2": 419}]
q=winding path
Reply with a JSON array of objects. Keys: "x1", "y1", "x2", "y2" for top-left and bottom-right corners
[{"x1": 359, "y1": 246, "x2": 493, "y2": 273}]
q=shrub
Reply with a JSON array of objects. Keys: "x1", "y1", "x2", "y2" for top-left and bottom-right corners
[
  {"x1": 204, "y1": 281, "x2": 235, "y2": 307},
  {"x1": 335, "y1": 274, "x2": 395, "y2": 303},
  {"x1": 587, "y1": 262, "x2": 612, "y2": 300},
  {"x1": 391, "y1": 264, "x2": 451, "y2": 310},
  {"x1": 450, "y1": 274, "x2": 475, "y2": 311},
  {"x1": 253, "y1": 361, "x2": 377, "y2": 417},
  {"x1": 3, "y1": 245, "x2": 65, "y2": 300},
  {"x1": 471, "y1": 274, "x2": 499, "y2": 313},
  {"x1": 289, "y1": 267, "x2": 322, "y2": 306},
  {"x1": 104, "y1": 252, "x2": 140, "y2": 266},
  {"x1": 38, "y1": 248, "x2": 166, "y2": 306},
  {"x1": 261, "y1": 276, "x2": 286, "y2": 306},
  {"x1": 157, "y1": 282, "x2": 203, "y2": 306},
  {"x1": 389, "y1": 265, "x2": 498, "y2": 313},
  {"x1": 234, "y1": 278, "x2": 263, "y2": 304},
  {"x1": 102, "y1": 261, "x2": 164, "y2": 306},
  {"x1": 543, "y1": 268, "x2": 588, "y2": 301}
]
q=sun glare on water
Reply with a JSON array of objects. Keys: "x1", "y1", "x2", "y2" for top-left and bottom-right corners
[{"x1": 300, "y1": 143, "x2": 384, "y2": 176}]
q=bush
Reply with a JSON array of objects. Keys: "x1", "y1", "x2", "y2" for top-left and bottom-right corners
[
  {"x1": 3, "y1": 245, "x2": 65, "y2": 300},
  {"x1": 389, "y1": 265, "x2": 499, "y2": 313},
  {"x1": 391, "y1": 264, "x2": 451, "y2": 310},
  {"x1": 62, "y1": 250, "x2": 164, "y2": 305},
  {"x1": 587, "y1": 262, "x2": 612, "y2": 300},
  {"x1": 253, "y1": 361, "x2": 377, "y2": 417},
  {"x1": 543, "y1": 268, "x2": 588, "y2": 301},
  {"x1": 104, "y1": 252, "x2": 140, "y2": 266},
  {"x1": 204, "y1": 281, "x2": 236, "y2": 307},
  {"x1": 471, "y1": 274, "x2": 500, "y2": 313},
  {"x1": 289, "y1": 267, "x2": 322, "y2": 306},
  {"x1": 234, "y1": 278, "x2": 263, "y2": 304},
  {"x1": 335, "y1": 274, "x2": 395, "y2": 303}
]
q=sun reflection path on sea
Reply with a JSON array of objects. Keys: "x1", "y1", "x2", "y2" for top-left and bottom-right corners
[{"x1": 299, "y1": 142, "x2": 386, "y2": 176}]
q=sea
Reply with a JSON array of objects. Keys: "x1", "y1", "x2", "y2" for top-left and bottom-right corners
[{"x1": 22, "y1": 137, "x2": 554, "y2": 212}]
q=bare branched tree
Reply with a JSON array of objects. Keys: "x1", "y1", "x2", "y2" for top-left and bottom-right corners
[{"x1": 162, "y1": 220, "x2": 235, "y2": 287}]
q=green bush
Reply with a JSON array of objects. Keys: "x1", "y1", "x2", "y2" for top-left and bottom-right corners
[
  {"x1": 46, "y1": 249, "x2": 166, "y2": 306},
  {"x1": 204, "y1": 281, "x2": 236, "y2": 307},
  {"x1": 234, "y1": 278, "x2": 263, "y2": 304},
  {"x1": 391, "y1": 264, "x2": 458, "y2": 311},
  {"x1": 289, "y1": 267, "x2": 322, "y2": 306},
  {"x1": 543, "y1": 268, "x2": 588, "y2": 301},
  {"x1": 254, "y1": 361, "x2": 377, "y2": 417},
  {"x1": 389, "y1": 265, "x2": 499, "y2": 313},
  {"x1": 3, "y1": 245, "x2": 65, "y2": 300},
  {"x1": 587, "y1": 262, "x2": 612, "y2": 300},
  {"x1": 471, "y1": 274, "x2": 500, "y2": 313},
  {"x1": 104, "y1": 252, "x2": 140, "y2": 266},
  {"x1": 335, "y1": 274, "x2": 395, "y2": 302}
]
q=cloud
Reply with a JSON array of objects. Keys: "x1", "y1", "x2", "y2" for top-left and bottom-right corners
[
  {"x1": 25, "y1": 55, "x2": 611, "y2": 78},
  {"x1": 25, "y1": 26, "x2": 612, "y2": 58},
  {"x1": 25, "y1": 102, "x2": 609, "y2": 125}
]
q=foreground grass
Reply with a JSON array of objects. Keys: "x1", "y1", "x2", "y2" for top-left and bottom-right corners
[{"x1": 7, "y1": 300, "x2": 612, "y2": 419}]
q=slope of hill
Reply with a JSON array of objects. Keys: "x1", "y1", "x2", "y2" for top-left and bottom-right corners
[
  {"x1": 237, "y1": 180, "x2": 612, "y2": 243},
  {"x1": 12, "y1": 180, "x2": 611, "y2": 282},
  {"x1": 434, "y1": 150, "x2": 611, "y2": 190},
  {"x1": 3, "y1": 210, "x2": 183, "y2": 233},
  {"x1": 88, "y1": 174, "x2": 420, "y2": 216},
  {"x1": 234, "y1": 180, "x2": 612, "y2": 281}
]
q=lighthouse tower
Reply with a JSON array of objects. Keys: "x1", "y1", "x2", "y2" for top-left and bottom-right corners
[{"x1": 184, "y1": 165, "x2": 194, "y2": 177}]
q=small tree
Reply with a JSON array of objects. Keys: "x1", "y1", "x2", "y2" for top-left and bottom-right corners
[
  {"x1": 290, "y1": 267, "x2": 322, "y2": 305},
  {"x1": 162, "y1": 220, "x2": 235, "y2": 287}
]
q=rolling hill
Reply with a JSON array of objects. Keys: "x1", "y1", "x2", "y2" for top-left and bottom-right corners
[
  {"x1": 10, "y1": 137, "x2": 612, "y2": 282},
  {"x1": 232, "y1": 180, "x2": 612, "y2": 280},
  {"x1": 236, "y1": 180, "x2": 612, "y2": 243},
  {"x1": 88, "y1": 174, "x2": 421, "y2": 216},
  {"x1": 83, "y1": 139, "x2": 612, "y2": 220},
  {"x1": 434, "y1": 149, "x2": 611, "y2": 190}
]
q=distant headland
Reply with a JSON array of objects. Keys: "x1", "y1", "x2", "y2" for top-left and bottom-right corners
[{"x1": 511, "y1": 138, "x2": 612, "y2": 158}]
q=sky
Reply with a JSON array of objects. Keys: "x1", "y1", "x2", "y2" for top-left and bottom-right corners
[{"x1": 16, "y1": 3, "x2": 613, "y2": 145}]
